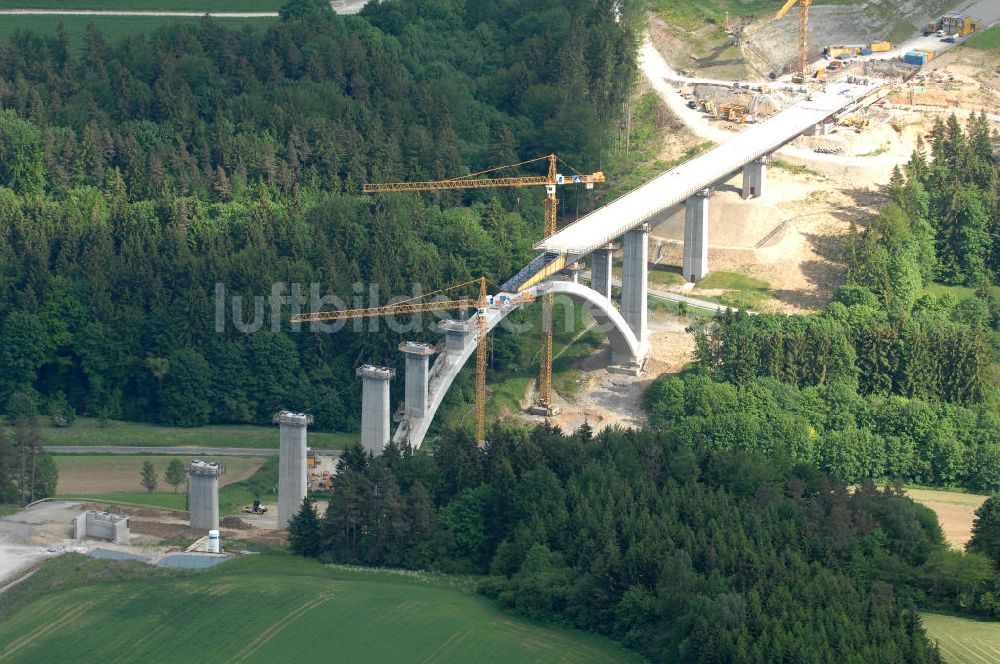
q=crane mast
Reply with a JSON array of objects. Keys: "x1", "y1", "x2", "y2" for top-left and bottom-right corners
[
  {"x1": 775, "y1": 0, "x2": 812, "y2": 77},
  {"x1": 293, "y1": 277, "x2": 533, "y2": 448},
  {"x1": 363, "y1": 155, "x2": 605, "y2": 419}
]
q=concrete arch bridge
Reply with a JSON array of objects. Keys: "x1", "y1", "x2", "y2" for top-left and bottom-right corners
[{"x1": 351, "y1": 78, "x2": 887, "y2": 452}]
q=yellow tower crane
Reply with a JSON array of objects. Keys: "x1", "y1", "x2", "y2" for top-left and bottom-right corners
[
  {"x1": 292, "y1": 277, "x2": 534, "y2": 447},
  {"x1": 362, "y1": 155, "x2": 605, "y2": 417},
  {"x1": 776, "y1": 0, "x2": 812, "y2": 78}
]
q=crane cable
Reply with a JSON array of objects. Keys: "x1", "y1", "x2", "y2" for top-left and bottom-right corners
[{"x1": 442, "y1": 154, "x2": 588, "y2": 183}]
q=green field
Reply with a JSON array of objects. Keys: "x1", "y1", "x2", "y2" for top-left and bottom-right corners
[
  {"x1": 923, "y1": 613, "x2": 1000, "y2": 664},
  {"x1": 965, "y1": 24, "x2": 1000, "y2": 51},
  {"x1": 0, "y1": 14, "x2": 275, "y2": 51},
  {"x1": 0, "y1": 553, "x2": 639, "y2": 663},
  {"x1": 693, "y1": 270, "x2": 773, "y2": 309},
  {"x1": 32, "y1": 417, "x2": 355, "y2": 450}
]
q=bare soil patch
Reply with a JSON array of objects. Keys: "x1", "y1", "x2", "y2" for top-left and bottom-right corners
[
  {"x1": 650, "y1": 167, "x2": 884, "y2": 313},
  {"x1": 906, "y1": 488, "x2": 988, "y2": 550},
  {"x1": 57, "y1": 455, "x2": 266, "y2": 495}
]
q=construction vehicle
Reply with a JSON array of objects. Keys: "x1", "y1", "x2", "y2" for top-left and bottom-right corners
[
  {"x1": 776, "y1": 0, "x2": 812, "y2": 78},
  {"x1": 717, "y1": 102, "x2": 751, "y2": 124},
  {"x1": 361, "y1": 155, "x2": 604, "y2": 418},
  {"x1": 241, "y1": 500, "x2": 268, "y2": 515},
  {"x1": 292, "y1": 277, "x2": 534, "y2": 447},
  {"x1": 929, "y1": 12, "x2": 980, "y2": 38}
]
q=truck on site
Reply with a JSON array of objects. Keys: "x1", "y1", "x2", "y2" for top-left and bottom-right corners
[
  {"x1": 825, "y1": 41, "x2": 892, "y2": 60},
  {"x1": 927, "y1": 12, "x2": 981, "y2": 38}
]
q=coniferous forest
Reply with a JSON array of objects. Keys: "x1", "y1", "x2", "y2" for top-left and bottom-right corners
[{"x1": 0, "y1": 0, "x2": 636, "y2": 430}]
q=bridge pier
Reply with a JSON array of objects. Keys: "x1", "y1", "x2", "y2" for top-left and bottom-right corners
[
  {"x1": 589, "y1": 245, "x2": 614, "y2": 301},
  {"x1": 742, "y1": 156, "x2": 768, "y2": 199},
  {"x1": 357, "y1": 365, "x2": 395, "y2": 456},
  {"x1": 400, "y1": 342, "x2": 435, "y2": 420},
  {"x1": 275, "y1": 410, "x2": 312, "y2": 529},
  {"x1": 440, "y1": 319, "x2": 473, "y2": 352},
  {"x1": 618, "y1": 224, "x2": 649, "y2": 370},
  {"x1": 683, "y1": 189, "x2": 710, "y2": 283}
]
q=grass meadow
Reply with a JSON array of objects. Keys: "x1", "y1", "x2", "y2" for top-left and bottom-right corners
[
  {"x1": 0, "y1": 552, "x2": 639, "y2": 663},
  {"x1": 923, "y1": 613, "x2": 1000, "y2": 664}
]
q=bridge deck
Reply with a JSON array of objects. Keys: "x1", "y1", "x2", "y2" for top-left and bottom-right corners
[{"x1": 535, "y1": 79, "x2": 885, "y2": 258}]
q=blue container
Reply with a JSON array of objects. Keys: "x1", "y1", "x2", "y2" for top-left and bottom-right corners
[
  {"x1": 861, "y1": 47, "x2": 873, "y2": 55},
  {"x1": 904, "y1": 52, "x2": 927, "y2": 65}
]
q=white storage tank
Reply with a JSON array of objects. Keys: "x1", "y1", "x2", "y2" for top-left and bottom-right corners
[{"x1": 207, "y1": 529, "x2": 221, "y2": 554}]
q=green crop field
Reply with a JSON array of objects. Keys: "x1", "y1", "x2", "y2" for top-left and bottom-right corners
[
  {"x1": 31, "y1": 416, "x2": 355, "y2": 450},
  {"x1": 966, "y1": 24, "x2": 1000, "y2": 51},
  {"x1": 0, "y1": 553, "x2": 639, "y2": 663},
  {"x1": 0, "y1": 15, "x2": 275, "y2": 52},
  {"x1": 922, "y1": 613, "x2": 1000, "y2": 664},
  {"x1": 693, "y1": 270, "x2": 773, "y2": 310}
]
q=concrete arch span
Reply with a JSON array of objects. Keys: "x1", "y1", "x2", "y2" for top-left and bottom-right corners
[{"x1": 392, "y1": 280, "x2": 641, "y2": 449}]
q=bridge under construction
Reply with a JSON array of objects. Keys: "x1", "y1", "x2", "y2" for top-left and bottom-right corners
[{"x1": 346, "y1": 76, "x2": 888, "y2": 453}]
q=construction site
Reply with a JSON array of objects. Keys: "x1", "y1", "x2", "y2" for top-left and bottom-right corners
[{"x1": 2, "y1": 1, "x2": 1000, "y2": 593}]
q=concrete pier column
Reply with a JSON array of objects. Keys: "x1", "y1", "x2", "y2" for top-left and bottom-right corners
[
  {"x1": 357, "y1": 365, "x2": 395, "y2": 456},
  {"x1": 620, "y1": 223, "x2": 649, "y2": 362},
  {"x1": 399, "y1": 342, "x2": 435, "y2": 419},
  {"x1": 742, "y1": 155, "x2": 768, "y2": 199},
  {"x1": 275, "y1": 410, "x2": 312, "y2": 529},
  {"x1": 589, "y1": 246, "x2": 613, "y2": 300},
  {"x1": 439, "y1": 319, "x2": 473, "y2": 352},
  {"x1": 683, "y1": 189, "x2": 710, "y2": 283},
  {"x1": 188, "y1": 459, "x2": 225, "y2": 532}
]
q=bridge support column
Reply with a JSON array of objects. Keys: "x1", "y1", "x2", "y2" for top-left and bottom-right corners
[
  {"x1": 400, "y1": 342, "x2": 435, "y2": 420},
  {"x1": 357, "y1": 365, "x2": 395, "y2": 456},
  {"x1": 589, "y1": 245, "x2": 613, "y2": 301},
  {"x1": 618, "y1": 224, "x2": 648, "y2": 370},
  {"x1": 440, "y1": 319, "x2": 472, "y2": 352},
  {"x1": 683, "y1": 189, "x2": 710, "y2": 283},
  {"x1": 742, "y1": 156, "x2": 768, "y2": 199},
  {"x1": 275, "y1": 410, "x2": 312, "y2": 529}
]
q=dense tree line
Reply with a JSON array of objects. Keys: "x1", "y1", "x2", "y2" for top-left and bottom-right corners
[
  {"x1": 0, "y1": 407, "x2": 58, "y2": 505},
  {"x1": 0, "y1": 0, "x2": 637, "y2": 430},
  {"x1": 686, "y1": 114, "x2": 999, "y2": 498},
  {"x1": 290, "y1": 427, "x2": 946, "y2": 662},
  {"x1": 696, "y1": 115, "x2": 999, "y2": 408},
  {"x1": 645, "y1": 372, "x2": 999, "y2": 491}
]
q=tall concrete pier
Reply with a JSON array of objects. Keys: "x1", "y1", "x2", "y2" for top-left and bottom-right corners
[
  {"x1": 400, "y1": 342, "x2": 435, "y2": 420},
  {"x1": 275, "y1": 410, "x2": 312, "y2": 529},
  {"x1": 620, "y1": 224, "x2": 649, "y2": 358},
  {"x1": 188, "y1": 459, "x2": 225, "y2": 531},
  {"x1": 357, "y1": 365, "x2": 395, "y2": 456},
  {"x1": 439, "y1": 319, "x2": 474, "y2": 351},
  {"x1": 742, "y1": 156, "x2": 768, "y2": 199},
  {"x1": 589, "y1": 245, "x2": 614, "y2": 301},
  {"x1": 683, "y1": 189, "x2": 710, "y2": 282}
]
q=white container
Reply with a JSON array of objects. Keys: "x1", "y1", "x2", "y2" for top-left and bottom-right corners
[{"x1": 207, "y1": 529, "x2": 221, "y2": 554}]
